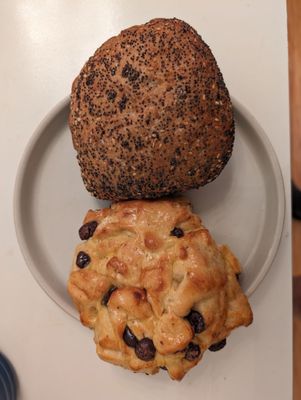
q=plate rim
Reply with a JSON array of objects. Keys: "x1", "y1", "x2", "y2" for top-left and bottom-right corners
[
  {"x1": 13, "y1": 96, "x2": 285, "y2": 319},
  {"x1": 231, "y1": 97, "x2": 285, "y2": 296},
  {"x1": 13, "y1": 97, "x2": 75, "y2": 317}
]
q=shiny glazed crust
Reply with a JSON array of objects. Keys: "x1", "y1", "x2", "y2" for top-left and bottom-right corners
[
  {"x1": 68, "y1": 199, "x2": 252, "y2": 380},
  {"x1": 69, "y1": 18, "x2": 234, "y2": 200}
]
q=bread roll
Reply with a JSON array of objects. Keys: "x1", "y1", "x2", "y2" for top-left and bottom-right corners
[{"x1": 69, "y1": 18, "x2": 234, "y2": 200}]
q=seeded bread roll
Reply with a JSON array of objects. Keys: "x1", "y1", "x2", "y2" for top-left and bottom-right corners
[
  {"x1": 68, "y1": 199, "x2": 252, "y2": 380},
  {"x1": 69, "y1": 18, "x2": 234, "y2": 200}
]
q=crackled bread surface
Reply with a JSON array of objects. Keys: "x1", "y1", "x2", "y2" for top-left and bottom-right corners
[
  {"x1": 68, "y1": 199, "x2": 252, "y2": 380},
  {"x1": 69, "y1": 18, "x2": 234, "y2": 200}
]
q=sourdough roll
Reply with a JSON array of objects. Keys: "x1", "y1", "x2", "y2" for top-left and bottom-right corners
[
  {"x1": 69, "y1": 18, "x2": 234, "y2": 200},
  {"x1": 68, "y1": 199, "x2": 252, "y2": 380}
]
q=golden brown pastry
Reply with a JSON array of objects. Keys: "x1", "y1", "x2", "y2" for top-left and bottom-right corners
[
  {"x1": 68, "y1": 199, "x2": 252, "y2": 380},
  {"x1": 69, "y1": 18, "x2": 234, "y2": 201}
]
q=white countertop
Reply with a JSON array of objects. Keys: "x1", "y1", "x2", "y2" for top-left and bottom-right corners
[{"x1": 0, "y1": 1, "x2": 292, "y2": 399}]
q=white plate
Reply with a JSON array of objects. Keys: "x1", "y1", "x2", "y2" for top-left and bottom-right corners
[{"x1": 14, "y1": 97, "x2": 285, "y2": 319}]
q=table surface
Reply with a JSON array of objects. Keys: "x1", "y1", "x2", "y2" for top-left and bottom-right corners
[{"x1": 0, "y1": 1, "x2": 292, "y2": 399}]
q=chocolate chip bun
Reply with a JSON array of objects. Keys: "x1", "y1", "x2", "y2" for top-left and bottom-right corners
[
  {"x1": 69, "y1": 18, "x2": 234, "y2": 201},
  {"x1": 68, "y1": 199, "x2": 252, "y2": 380}
]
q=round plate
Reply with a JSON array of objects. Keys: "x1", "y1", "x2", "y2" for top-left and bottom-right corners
[{"x1": 14, "y1": 97, "x2": 285, "y2": 319}]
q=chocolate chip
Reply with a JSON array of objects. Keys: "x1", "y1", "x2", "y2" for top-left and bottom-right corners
[
  {"x1": 76, "y1": 251, "x2": 91, "y2": 268},
  {"x1": 185, "y1": 342, "x2": 201, "y2": 361},
  {"x1": 101, "y1": 286, "x2": 117, "y2": 306},
  {"x1": 160, "y1": 366, "x2": 167, "y2": 370},
  {"x1": 78, "y1": 220, "x2": 98, "y2": 240},
  {"x1": 170, "y1": 227, "x2": 184, "y2": 238},
  {"x1": 135, "y1": 338, "x2": 156, "y2": 361},
  {"x1": 235, "y1": 273, "x2": 240, "y2": 282},
  {"x1": 208, "y1": 338, "x2": 227, "y2": 352},
  {"x1": 186, "y1": 310, "x2": 206, "y2": 334},
  {"x1": 123, "y1": 326, "x2": 138, "y2": 348}
]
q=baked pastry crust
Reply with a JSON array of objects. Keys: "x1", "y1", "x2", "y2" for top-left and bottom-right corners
[
  {"x1": 69, "y1": 18, "x2": 234, "y2": 200},
  {"x1": 68, "y1": 199, "x2": 252, "y2": 380}
]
